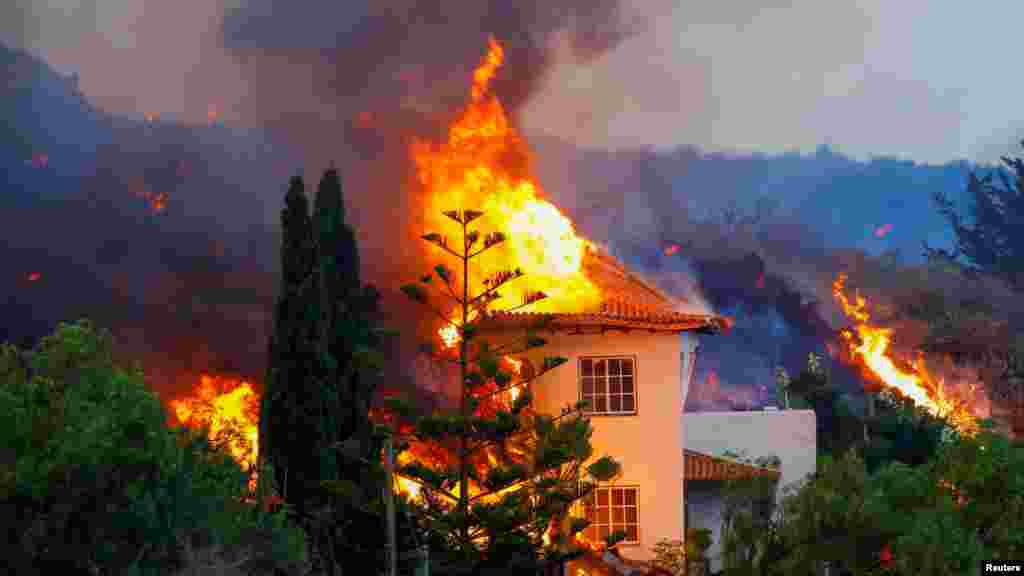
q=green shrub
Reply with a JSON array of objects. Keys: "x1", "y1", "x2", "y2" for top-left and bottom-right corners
[{"x1": 0, "y1": 319, "x2": 308, "y2": 574}]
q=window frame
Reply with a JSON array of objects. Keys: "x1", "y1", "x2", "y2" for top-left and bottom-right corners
[
  {"x1": 578, "y1": 355, "x2": 638, "y2": 416},
  {"x1": 580, "y1": 484, "x2": 642, "y2": 546}
]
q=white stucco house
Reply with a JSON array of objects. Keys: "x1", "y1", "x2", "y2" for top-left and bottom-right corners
[{"x1": 477, "y1": 249, "x2": 817, "y2": 571}]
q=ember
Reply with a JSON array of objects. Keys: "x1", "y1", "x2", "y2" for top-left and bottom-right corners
[
  {"x1": 412, "y1": 36, "x2": 601, "y2": 349},
  {"x1": 135, "y1": 190, "x2": 168, "y2": 214},
  {"x1": 832, "y1": 274, "x2": 979, "y2": 435},
  {"x1": 169, "y1": 374, "x2": 260, "y2": 491}
]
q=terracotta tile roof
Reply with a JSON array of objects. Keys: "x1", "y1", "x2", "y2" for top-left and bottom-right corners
[
  {"x1": 479, "y1": 247, "x2": 732, "y2": 334},
  {"x1": 684, "y1": 449, "x2": 781, "y2": 480}
]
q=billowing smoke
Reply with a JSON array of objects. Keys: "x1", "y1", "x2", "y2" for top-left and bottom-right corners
[
  {"x1": 3, "y1": 0, "x2": 646, "y2": 401},
  {"x1": 5, "y1": 0, "x2": 997, "y2": 414}
]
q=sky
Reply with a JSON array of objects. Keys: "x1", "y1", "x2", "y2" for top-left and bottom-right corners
[{"x1": 4, "y1": 0, "x2": 1023, "y2": 165}]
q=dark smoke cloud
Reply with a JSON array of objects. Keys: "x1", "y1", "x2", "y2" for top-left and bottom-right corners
[{"x1": 212, "y1": 0, "x2": 646, "y2": 392}]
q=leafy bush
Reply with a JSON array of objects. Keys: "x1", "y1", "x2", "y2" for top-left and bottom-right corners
[
  {"x1": 0, "y1": 319, "x2": 308, "y2": 574},
  {"x1": 718, "y1": 420, "x2": 1024, "y2": 576}
]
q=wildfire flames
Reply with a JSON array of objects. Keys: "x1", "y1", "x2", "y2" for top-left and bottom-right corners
[
  {"x1": 412, "y1": 37, "x2": 602, "y2": 350},
  {"x1": 169, "y1": 374, "x2": 260, "y2": 491},
  {"x1": 832, "y1": 274, "x2": 980, "y2": 435}
]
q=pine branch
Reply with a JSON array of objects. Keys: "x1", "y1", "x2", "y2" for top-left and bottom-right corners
[
  {"x1": 471, "y1": 332, "x2": 548, "y2": 361},
  {"x1": 417, "y1": 346, "x2": 462, "y2": 366},
  {"x1": 417, "y1": 300, "x2": 461, "y2": 330},
  {"x1": 468, "y1": 268, "x2": 524, "y2": 307},
  {"x1": 467, "y1": 231, "x2": 506, "y2": 259},
  {"x1": 443, "y1": 209, "x2": 484, "y2": 225},
  {"x1": 490, "y1": 291, "x2": 548, "y2": 315},
  {"x1": 421, "y1": 232, "x2": 462, "y2": 259},
  {"x1": 419, "y1": 279, "x2": 466, "y2": 308}
]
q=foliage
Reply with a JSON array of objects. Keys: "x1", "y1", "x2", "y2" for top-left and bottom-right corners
[
  {"x1": 785, "y1": 352, "x2": 946, "y2": 471},
  {"x1": 718, "y1": 420, "x2": 1024, "y2": 576},
  {"x1": 259, "y1": 169, "x2": 392, "y2": 575},
  {"x1": 652, "y1": 529, "x2": 713, "y2": 576},
  {"x1": 393, "y1": 208, "x2": 622, "y2": 575},
  {"x1": 0, "y1": 319, "x2": 307, "y2": 574},
  {"x1": 786, "y1": 364, "x2": 862, "y2": 457},
  {"x1": 928, "y1": 140, "x2": 1024, "y2": 293}
]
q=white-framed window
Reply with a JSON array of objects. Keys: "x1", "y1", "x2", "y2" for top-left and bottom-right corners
[
  {"x1": 579, "y1": 356, "x2": 636, "y2": 415},
  {"x1": 582, "y1": 485, "x2": 640, "y2": 544}
]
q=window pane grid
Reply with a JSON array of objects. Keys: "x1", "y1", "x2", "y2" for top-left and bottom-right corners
[
  {"x1": 579, "y1": 357, "x2": 636, "y2": 415},
  {"x1": 582, "y1": 487, "x2": 639, "y2": 544}
]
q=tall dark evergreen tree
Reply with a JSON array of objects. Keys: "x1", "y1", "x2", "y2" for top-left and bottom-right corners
[
  {"x1": 260, "y1": 168, "x2": 390, "y2": 575},
  {"x1": 260, "y1": 175, "x2": 316, "y2": 505},
  {"x1": 928, "y1": 140, "x2": 1024, "y2": 292}
]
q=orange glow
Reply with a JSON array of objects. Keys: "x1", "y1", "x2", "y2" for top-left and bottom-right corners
[
  {"x1": 832, "y1": 274, "x2": 978, "y2": 435},
  {"x1": 207, "y1": 103, "x2": 219, "y2": 124},
  {"x1": 504, "y1": 355, "x2": 524, "y2": 402},
  {"x1": 135, "y1": 189, "x2": 168, "y2": 214},
  {"x1": 148, "y1": 191, "x2": 168, "y2": 213},
  {"x1": 416, "y1": 37, "x2": 601, "y2": 349},
  {"x1": 170, "y1": 374, "x2": 260, "y2": 491},
  {"x1": 144, "y1": 112, "x2": 159, "y2": 123}
]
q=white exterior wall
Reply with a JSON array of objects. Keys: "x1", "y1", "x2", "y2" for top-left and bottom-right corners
[
  {"x1": 683, "y1": 410, "x2": 817, "y2": 572},
  {"x1": 527, "y1": 331, "x2": 692, "y2": 561}
]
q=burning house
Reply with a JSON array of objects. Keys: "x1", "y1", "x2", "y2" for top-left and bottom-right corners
[
  {"x1": 474, "y1": 247, "x2": 799, "y2": 565},
  {"x1": 395, "y1": 35, "x2": 819, "y2": 567}
]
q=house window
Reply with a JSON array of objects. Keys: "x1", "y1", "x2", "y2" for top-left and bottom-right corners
[
  {"x1": 580, "y1": 356, "x2": 636, "y2": 415},
  {"x1": 582, "y1": 486, "x2": 640, "y2": 544}
]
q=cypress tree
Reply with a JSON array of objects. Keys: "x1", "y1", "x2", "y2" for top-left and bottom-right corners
[
  {"x1": 261, "y1": 168, "x2": 392, "y2": 574},
  {"x1": 307, "y1": 168, "x2": 393, "y2": 573},
  {"x1": 259, "y1": 175, "x2": 316, "y2": 506}
]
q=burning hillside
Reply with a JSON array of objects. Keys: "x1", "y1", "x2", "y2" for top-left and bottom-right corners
[
  {"x1": 832, "y1": 273, "x2": 984, "y2": 435},
  {"x1": 168, "y1": 374, "x2": 261, "y2": 492}
]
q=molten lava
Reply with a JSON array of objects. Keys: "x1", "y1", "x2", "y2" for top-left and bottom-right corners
[
  {"x1": 169, "y1": 374, "x2": 260, "y2": 491},
  {"x1": 832, "y1": 274, "x2": 979, "y2": 435},
  {"x1": 412, "y1": 36, "x2": 601, "y2": 349}
]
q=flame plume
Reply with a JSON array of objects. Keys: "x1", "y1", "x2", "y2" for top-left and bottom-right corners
[
  {"x1": 832, "y1": 274, "x2": 979, "y2": 435},
  {"x1": 412, "y1": 36, "x2": 602, "y2": 350},
  {"x1": 169, "y1": 374, "x2": 260, "y2": 491}
]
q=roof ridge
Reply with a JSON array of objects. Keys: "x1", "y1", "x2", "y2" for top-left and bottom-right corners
[{"x1": 586, "y1": 246, "x2": 680, "y2": 308}]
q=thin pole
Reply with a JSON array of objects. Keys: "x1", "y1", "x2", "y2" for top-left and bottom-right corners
[{"x1": 385, "y1": 436, "x2": 397, "y2": 576}]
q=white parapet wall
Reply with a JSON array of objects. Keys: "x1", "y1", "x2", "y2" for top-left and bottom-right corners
[
  {"x1": 683, "y1": 409, "x2": 817, "y2": 572},
  {"x1": 684, "y1": 409, "x2": 817, "y2": 494}
]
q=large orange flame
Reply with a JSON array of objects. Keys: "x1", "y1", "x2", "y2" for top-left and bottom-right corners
[
  {"x1": 832, "y1": 274, "x2": 979, "y2": 435},
  {"x1": 170, "y1": 374, "x2": 260, "y2": 491},
  {"x1": 412, "y1": 37, "x2": 602, "y2": 349}
]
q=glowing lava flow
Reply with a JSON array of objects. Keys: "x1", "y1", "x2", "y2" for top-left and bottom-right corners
[
  {"x1": 412, "y1": 37, "x2": 602, "y2": 349},
  {"x1": 832, "y1": 274, "x2": 978, "y2": 435},
  {"x1": 170, "y1": 374, "x2": 261, "y2": 491}
]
